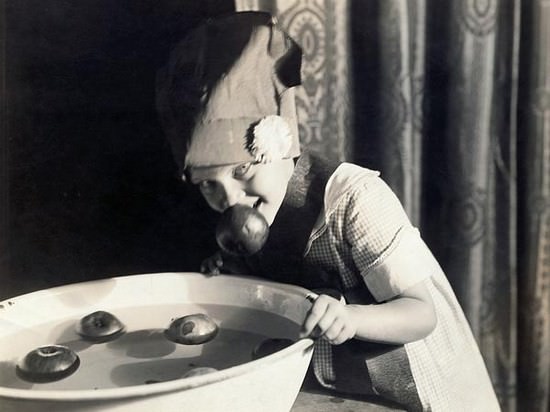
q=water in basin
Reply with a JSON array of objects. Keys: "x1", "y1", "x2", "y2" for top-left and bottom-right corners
[{"x1": 0, "y1": 303, "x2": 300, "y2": 391}]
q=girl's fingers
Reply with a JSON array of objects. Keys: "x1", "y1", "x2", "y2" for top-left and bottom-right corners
[
  {"x1": 211, "y1": 256, "x2": 222, "y2": 275},
  {"x1": 327, "y1": 322, "x2": 354, "y2": 345},
  {"x1": 206, "y1": 259, "x2": 217, "y2": 273},
  {"x1": 323, "y1": 318, "x2": 345, "y2": 342},
  {"x1": 301, "y1": 295, "x2": 341, "y2": 338},
  {"x1": 213, "y1": 251, "x2": 223, "y2": 267},
  {"x1": 305, "y1": 293, "x2": 319, "y2": 303},
  {"x1": 300, "y1": 298, "x2": 329, "y2": 337},
  {"x1": 312, "y1": 298, "x2": 344, "y2": 337},
  {"x1": 200, "y1": 252, "x2": 223, "y2": 274},
  {"x1": 300, "y1": 295, "x2": 355, "y2": 344}
]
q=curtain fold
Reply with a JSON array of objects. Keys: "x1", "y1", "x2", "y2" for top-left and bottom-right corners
[
  {"x1": 376, "y1": 0, "x2": 425, "y2": 225},
  {"x1": 430, "y1": 2, "x2": 518, "y2": 409},
  {"x1": 517, "y1": 1, "x2": 550, "y2": 411},
  {"x1": 236, "y1": 0, "x2": 548, "y2": 410}
]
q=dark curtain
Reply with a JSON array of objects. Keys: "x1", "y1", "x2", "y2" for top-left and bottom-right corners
[
  {"x1": 0, "y1": 1, "x2": 235, "y2": 297},
  {"x1": 237, "y1": 0, "x2": 549, "y2": 411}
]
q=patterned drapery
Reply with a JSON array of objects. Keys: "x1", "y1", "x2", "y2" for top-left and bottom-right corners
[
  {"x1": 236, "y1": 1, "x2": 549, "y2": 411},
  {"x1": 236, "y1": 0, "x2": 353, "y2": 162},
  {"x1": 517, "y1": 1, "x2": 550, "y2": 410}
]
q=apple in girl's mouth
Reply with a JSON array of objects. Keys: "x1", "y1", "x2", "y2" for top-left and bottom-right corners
[{"x1": 215, "y1": 204, "x2": 269, "y2": 256}]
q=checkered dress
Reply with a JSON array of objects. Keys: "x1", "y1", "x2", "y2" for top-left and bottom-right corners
[{"x1": 303, "y1": 163, "x2": 500, "y2": 411}]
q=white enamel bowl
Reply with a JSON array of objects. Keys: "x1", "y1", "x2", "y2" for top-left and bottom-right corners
[{"x1": 0, "y1": 272, "x2": 315, "y2": 412}]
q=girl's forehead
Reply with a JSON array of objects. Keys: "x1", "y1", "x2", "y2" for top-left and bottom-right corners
[{"x1": 188, "y1": 164, "x2": 235, "y2": 183}]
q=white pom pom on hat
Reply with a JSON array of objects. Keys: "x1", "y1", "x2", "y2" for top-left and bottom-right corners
[{"x1": 156, "y1": 11, "x2": 303, "y2": 172}]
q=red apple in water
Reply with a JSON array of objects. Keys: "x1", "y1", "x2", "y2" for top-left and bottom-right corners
[
  {"x1": 164, "y1": 313, "x2": 219, "y2": 345},
  {"x1": 76, "y1": 310, "x2": 125, "y2": 342},
  {"x1": 215, "y1": 205, "x2": 269, "y2": 256},
  {"x1": 16, "y1": 344, "x2": 80, "y2": 383}
]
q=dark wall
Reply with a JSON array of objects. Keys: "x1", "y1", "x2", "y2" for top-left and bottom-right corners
[{"x1": 2, "y1": 0, "x2": 235, "y2": 299}]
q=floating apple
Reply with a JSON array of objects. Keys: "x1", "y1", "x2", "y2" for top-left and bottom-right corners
[
  {"x1": 182, "y1": 367, "x2": 218, "y2": 378},
  {"x1": 252, "y1": 338, "x2": 295, "y2": 360},
  {"x1": 76, "y1": 310, "x2": 125, "y2": 342},
  {"x1": 215, "y1": 204, "x2": 269, "y2": 256},
  {"x1": 164, "y1": 313, "x2": 219, "y2": 345},
  {"x1": 16, "y1": 344, "x2": 80, "y2": 383}
]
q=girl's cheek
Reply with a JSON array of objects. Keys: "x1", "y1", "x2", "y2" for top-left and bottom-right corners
[
  {"x1": 256, "y1": 176, "x2": 282, "y2": 199},
  {"x1": 248, "y1": 173, "x2": 272, "y2": 195},
  {"x1": 201, "y1": 192, "x2": 224, "y2": 212}
]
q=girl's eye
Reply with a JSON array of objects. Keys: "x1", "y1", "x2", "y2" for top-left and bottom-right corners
[{"x1": 232, "y1": 162, "x2": 254, "y2": 179}]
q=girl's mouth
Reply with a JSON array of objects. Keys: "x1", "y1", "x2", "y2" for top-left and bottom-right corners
[{"x1": 253, "y1": 199, "x2": 262, "y2": 209}]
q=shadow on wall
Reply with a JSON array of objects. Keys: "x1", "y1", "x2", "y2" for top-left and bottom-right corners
[{"x1": 2, "y1": 0, "x2": 236, "y2": 299}]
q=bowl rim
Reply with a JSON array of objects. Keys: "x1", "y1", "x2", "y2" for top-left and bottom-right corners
[{"x1": 0, "y1": 272, "x2": 316, "y2": 402}]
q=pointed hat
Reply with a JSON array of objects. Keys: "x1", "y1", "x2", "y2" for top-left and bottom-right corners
[{"x1": 156, "y1": 12, "x2": 302, "y2": 172}]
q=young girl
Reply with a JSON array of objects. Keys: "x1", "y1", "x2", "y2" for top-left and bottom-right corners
[{"x1": 156, "y1": 11, "x2": 500, "y2": 411}]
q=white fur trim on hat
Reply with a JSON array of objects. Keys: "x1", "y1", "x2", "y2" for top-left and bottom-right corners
[{"x1": 248, "y1": 115, "x2": 293, "y2": 163}]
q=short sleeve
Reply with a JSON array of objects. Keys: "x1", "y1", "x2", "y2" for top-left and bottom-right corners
[{"x1": 343, "y1": 176, "x2": 438, "y2": 302}]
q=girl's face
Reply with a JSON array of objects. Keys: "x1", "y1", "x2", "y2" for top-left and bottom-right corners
[{"x1": 188, "y1": 158, "x2": 295, "y2": 225}]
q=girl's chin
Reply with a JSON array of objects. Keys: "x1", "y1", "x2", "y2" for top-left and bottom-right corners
[{"x1": 255, "y1": 203, "x2": 275, "y2": 226}]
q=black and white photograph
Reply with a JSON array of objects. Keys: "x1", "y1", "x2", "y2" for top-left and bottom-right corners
[{"x1": 0, "y1": 1, "x2": 548, "y2": 411}]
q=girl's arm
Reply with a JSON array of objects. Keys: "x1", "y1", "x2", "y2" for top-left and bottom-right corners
[
  {"x1": 300, "y1": 280, "x2": 436, "y2": 345},
  {"x1": 301, "y1": 168, "x2": 440, "y2": 345}
]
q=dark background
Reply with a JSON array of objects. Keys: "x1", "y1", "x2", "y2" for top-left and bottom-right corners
[{"x1": 1, "y1": 0, "x2": 240, "y2": 299}]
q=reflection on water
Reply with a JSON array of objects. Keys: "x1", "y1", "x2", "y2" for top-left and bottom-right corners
[
  {"x1": 0, "y1": 361, "x2": 33, "y2": 390},
  {"x1": 107, "y1": 329, "x2": 176, "y2": 359},
  {"x1": 109, "y1": 328, "x2": 261, "y2": 387}
]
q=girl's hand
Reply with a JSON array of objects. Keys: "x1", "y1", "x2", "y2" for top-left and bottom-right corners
[
  {"x1": 200, "y1": 251, "x2": 249, "y2": 275},
  {"x1": 300, "y1": 294, "x2": 357, "y2": 345},
  {"x1": 200, "y1": 251, "x2": 224, "y2": 275}
]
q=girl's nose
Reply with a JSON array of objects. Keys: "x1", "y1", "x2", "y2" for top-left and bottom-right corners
[{"x1": 219, "y1": 182, "x2": 244, "y2": 210}]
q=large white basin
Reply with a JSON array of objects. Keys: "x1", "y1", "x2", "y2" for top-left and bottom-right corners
[{"x1": 0, "y1": 272, "x2": 315, "y2": 412}]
